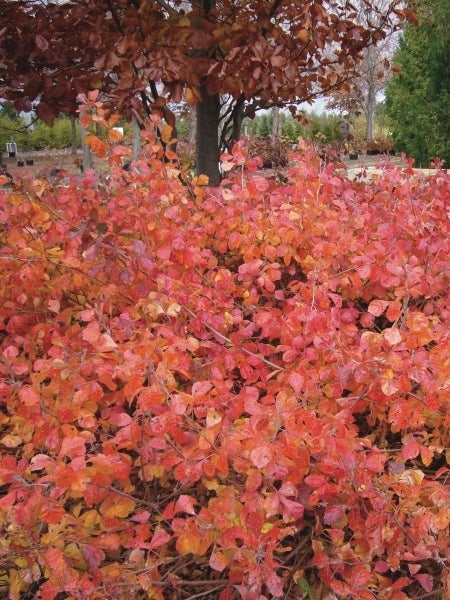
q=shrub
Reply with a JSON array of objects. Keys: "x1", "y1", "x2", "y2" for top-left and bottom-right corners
[
  {"x1": 356, "y1": 137, "x2": 395, "y2": 155},
  {"x1": 246, "y1": 135, "x2": 292, "y2": 168},
  {"x1": 0, "y1": 99, "x2": 449, "y2": 600},
  {"x1": 28, "y1": 116, "x2": 81, "y2": 149},
  {"x1": 0, "y1": 115, "x2": 30, "y2": 151},
  {"x1": 176, "y1": 139, "x2": 196, "y2": 175}
]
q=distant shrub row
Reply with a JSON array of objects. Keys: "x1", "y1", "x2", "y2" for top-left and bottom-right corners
[{"x1": 0, "y1": 113, "x2": 81, "y2": 152}]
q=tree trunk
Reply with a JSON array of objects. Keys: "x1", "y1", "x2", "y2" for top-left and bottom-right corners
[
  {"x1": 365, "y1": 46, "x2": 376, "y2": 141},
  {"x1": 131, "y1": 116, "x2": 141, "y2": 160},
  {"x1": 80, "y1": 123, "x2": 92, "y2": 172},
  {"x1": 70, "y1": 115, "x2": 77, "y2": 154},
  {"x1": 195, "y1": 86, "x2": 221, "y2": 186},
  {"x1": 272, "y1": 106, "x2": 281, "y2": 136},
  {"x1": 231, "y1": 96, "x2": 245, "y2": 144},
  {"x1": 365, "y1": 77, "x2": 376, "y2": 140}
]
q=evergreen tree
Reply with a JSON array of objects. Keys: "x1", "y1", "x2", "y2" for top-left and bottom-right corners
[{"x1": 386, "y1": 0, "x2": 450, "y2": 166}]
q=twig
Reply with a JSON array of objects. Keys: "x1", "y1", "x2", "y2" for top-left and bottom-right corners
[
  {"x1": 412, "y1": 591, "x2": 444, "y2": 600},
  {"x1": 185, "y1": 585, "x2": 228, "y2": 599},
  {"x1": 103, "y1": 485, "x2": 160, "y2": 511},
  {"x1": 180, "y1": 303, "x2": 285, "y2": 372},
  {"x1": 142, "y1": 579, "x2": 230, "y2": 588}
]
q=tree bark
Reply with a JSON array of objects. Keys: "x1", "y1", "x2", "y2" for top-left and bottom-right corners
[
  {"x1": 70, "y1": 115, "x2": 77, "y2": 154},
  {"x1": 364, "y1": 46, "x2": 376, "y2": 140},
  {"x1": 131, "y1": 116, "x2": 141, "y2": 160},
  {"x1": 80, "y1": 123, "x2": 92, "y2": 171},
  {"x1": 272, "y1": 106, "x2": 281, "y2": 136},
  {"x1": 231, "y1": 96, "x2": 245, "y2": 144},
  {"x1": 195, "y1": 86, "x2": 221, "y2": 186}
]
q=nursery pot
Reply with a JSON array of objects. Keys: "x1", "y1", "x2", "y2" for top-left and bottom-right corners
[
  {"x1": 26, "y1": 159, "x2": 34, "y2": 166},
  {"x1": 349, "y1": 152, "x2": 358, "y2": 160},
  {"x1": 17, "y1": 160, "x2": 25, "y2": 167}
]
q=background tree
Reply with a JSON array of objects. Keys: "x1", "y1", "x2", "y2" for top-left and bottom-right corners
[
  {"x1": 0, "y1": 0, "x2": 407, "y2": 183},
  {"x1": 325, "y1": 0, "x2": 398, "y2": 141},
  {"x1": 385, "y1": 0, "x2": 450, "y2": 166}
]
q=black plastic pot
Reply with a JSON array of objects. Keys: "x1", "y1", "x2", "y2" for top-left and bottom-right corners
[
  {"x1": 26, "y1": 159, "x2": 34, "y2": 166},
  {"x1": 349, "y1": 152, "x2": 359, "y2": 160},
  {"x1": 8, "y1": 152, "x2": 16, "y2": 158},
  {"x1": 17, "y1": 160, "x2": 25, "y2": 167}
]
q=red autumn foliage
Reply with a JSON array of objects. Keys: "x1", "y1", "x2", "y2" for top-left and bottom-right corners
[{"x1": 0, "y1": 102, "x2": 449, "y2": 600}]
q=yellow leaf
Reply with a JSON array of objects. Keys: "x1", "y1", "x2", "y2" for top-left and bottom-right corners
[
  {"x1": 8, "y1": 569, "x2": 24, "y2": 600},
  {"x1": 0, "y1": 434, "x2": 22, "y2": 448},
  {"x1": 80, "y1": 509, "x2": 101, "y2": 532},
  {"x1": 204, "y1": 478, "x2": 219, "y2": 490},
  {"x1": 166, "y1": 302, "x2": 181, "y2": 317},
  {"x1": 101, "y1": 496, "x2": 135, "y2": 518},
  {"x1": 64, "y1": 542, "x2": 87, "y2": 571},
  {"x1": 398, "y1": 469, "x2": 424, "y2": 486}
]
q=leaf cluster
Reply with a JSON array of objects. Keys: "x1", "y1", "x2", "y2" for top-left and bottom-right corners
[
  {"x1": 0, "y1": 0, "x2": 407, "y2": 123},
  {"x1": 0, "y1": 103, "x2": 449, "y2": 600}
]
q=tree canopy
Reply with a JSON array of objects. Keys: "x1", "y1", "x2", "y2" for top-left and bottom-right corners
[
  {"x1": 0, "y1": 0, "x2": 408, "y2": 182},
  {"x1": 386, "y1": 0, "x2": 450, "y2": 166}
]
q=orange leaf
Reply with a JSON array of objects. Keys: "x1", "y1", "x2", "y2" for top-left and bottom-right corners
[
  {"x1": 176, "y1": 531, "x2": 203, "y2": 555},
  {"x1": 191, "y1": 174, "x2": 209, "y2": 186},
  {"x1": 185, "y1": 87, "x2": 201, "y2": 106},
  {"x1": 160, "y1": 124, "x2": 173, "y2": 144},
  {"x1": 108, "y1": 127, "x2": 123, "y2": 142},
  {"x1": 96, "y1": 333, "x2": 118, "y2": 352}
]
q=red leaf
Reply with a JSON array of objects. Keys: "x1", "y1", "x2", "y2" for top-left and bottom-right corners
[
  {"x1": 414, "y1": 574, "x2": 434, "y2": 592},
  {"x1": 149, "y1": 529, "x2": 171, "y2": 550},
  {"x1": 40, "y1": 581, "x2": 59, "y2": 600},
  {"x1": 174, "y1": 495, "x2": 197, "y2": 515},
  {"x1": 209, "y1": 550, "x2": 228, "y2": 572},
  {"x1": 30, "y1": 454, "x2": 54, "y2": 471},
  {"x1": 35, "y1": 34, "x2": 49, "y2": 51},
  {"x1": 81, "y1": 544, "x2": 104, "y2": 571},
  {"x1": 250, "y1": 444, "x2": 273, "y2": 468},
  {"x1": 366, "y1": 451, "x2": 387, "y2": 473},
  {"x1": 323, "y1": 504, "x2": 346, "y2": 525},
  {"x1": 402, "y1": 438, "x2": 421, "y2": 460},
  {"x1": 18, "y1": 386, "x2": 40, "y2": 406},
  {"x1": 288, "y1": 371, "x2": 304, "y2": 394},
  {"x1": 383, "y1": 327, "x2": 402, "y2": 346},
  {"x1": 279, "y1": 495, "x2": 304, "y2": 520},
  {"x1": 96, "y1": 333, "x2": 117, "y2": 352},
  {"x1": 35, "y1": 102, "x2": 59, "y2": 125},
  {"x1": 82, "y1": 321, "x2": 101, "y2": 343},
  {"x1": 192, "y1": 381, "x2": 213, "y2": 397},
  {"x1": 304, "y1": 474, "x2": 327, "y2": 488},
  {"x1": 368, "y1": 299, "x2": 389, "y2": 316}
]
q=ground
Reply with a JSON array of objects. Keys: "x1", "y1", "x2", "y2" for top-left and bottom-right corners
[{"x1": 0, "y1": 148, "x2": 444, "y2": 184}]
